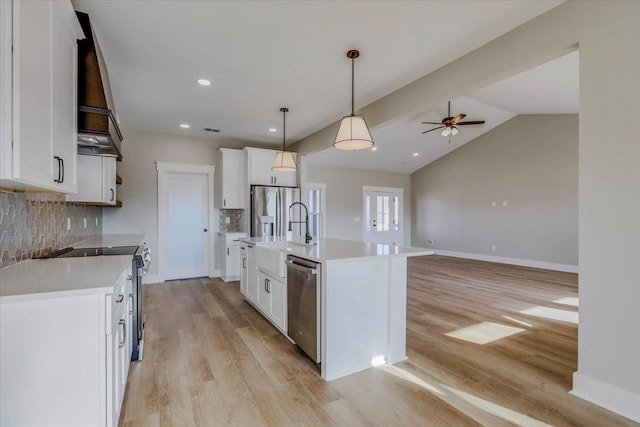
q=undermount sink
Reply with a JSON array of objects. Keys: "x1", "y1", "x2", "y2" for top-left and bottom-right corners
[{"x1": 255, "y1": 240, "x2": 317, "y2": 278}]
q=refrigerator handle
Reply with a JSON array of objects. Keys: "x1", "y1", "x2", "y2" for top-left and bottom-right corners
[{"x1": 275, "y1": 189, "x2": 281, "y2": 236}]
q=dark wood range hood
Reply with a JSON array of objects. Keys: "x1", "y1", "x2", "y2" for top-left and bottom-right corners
[{"x1": 76, "y1": 11, "x2": 123, "y2": 160}]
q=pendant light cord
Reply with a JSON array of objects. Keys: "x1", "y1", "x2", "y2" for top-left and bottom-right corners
[
  {"x1": 282, "y1": 109, "x2": 286, "y2": 151},
  {"x1": 351, "y1": 56, "x2": 355, "y2": 116}
]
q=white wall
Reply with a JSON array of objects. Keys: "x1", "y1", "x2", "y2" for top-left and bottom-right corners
[
  {"x1": 294, "y1": 1, "x2": 640, "y2": 421},
  {"x1": 306, "y1": 164, "x2": 411, "y2": 246},
  {"x1": 412, "y1": 115, "x2": 578, "y2": 267},
  {"x1": 102, "y1": 129, "x2": 253, "y2": 277}
]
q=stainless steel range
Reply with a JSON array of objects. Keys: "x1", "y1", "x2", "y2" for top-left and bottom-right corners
[{"x1": 39, "y1": 243, "x2": 151, "y2": 361}]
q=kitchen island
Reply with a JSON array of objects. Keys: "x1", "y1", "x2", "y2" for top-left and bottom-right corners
[{"x1": 240, "y1": 237, "x2": 433, "y2": 381}]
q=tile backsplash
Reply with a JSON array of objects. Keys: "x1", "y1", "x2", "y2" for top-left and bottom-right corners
[
  {"x1": 0, "y1": 190, "x2": 102, "y2": 268},
  {"x1": 219, "y1": 209, "x2": 245, "y2": 233}
]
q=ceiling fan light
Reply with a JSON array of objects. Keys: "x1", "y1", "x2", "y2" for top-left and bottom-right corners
[
  {"x1": 272, "y1": 151, "x2": 297, "y2": 172},
  {"x1": 441, "y1": 127, "x2": 451, "y2": 137},
  {"x1": 451, "y1": 126, "x2": 459, "y2": 136},
  {"x1": 334, "y1": 115, "x2": 374, "y2": 150}
]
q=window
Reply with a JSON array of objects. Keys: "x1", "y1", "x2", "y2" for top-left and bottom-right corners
[{"x1": 306, "y1": 183, "x2": 326, "y2": 238}]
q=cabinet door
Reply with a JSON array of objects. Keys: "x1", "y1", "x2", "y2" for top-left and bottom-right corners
[
  {"x1": 249, "y1": 151, "x2": 275, "y2": 186},
  {"x1": 269, "y1": 278, "x2": 287, "y2": 332},
  {"x1": 221, "y1": 150, "x2": 245, "y2": 209},
  {"x1": 240, "y1": 250, "x2": 248, "y2": 296},
  {"x1": 12, "y1": 0, "x2": 55, "y2": 188},
  {"x1": 50, "y1": 1, "x2": 78, "y2": 193},
  {"x1": 256, "y1": 270, "x2": 270, "y2": 313},
  {"x1": 273, "y1": 167, "x2": 296, "y2": 187},
  {"x1": 226, "y1": 244, "x2": 241, "y2": 278},
  {"x1": 102, "y1": 156, "x2": 116, "y2": 205},
  {"x1": 246, "y1": 246, "x2": 257, "y2": 302},
  {"x1": 66, "y1": 155, "x2": 103, "y2": 203}
]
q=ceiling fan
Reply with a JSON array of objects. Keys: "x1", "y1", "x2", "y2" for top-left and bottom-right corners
[{"x1": 421, "y1": 101, "x2": 485, "y2": 142}]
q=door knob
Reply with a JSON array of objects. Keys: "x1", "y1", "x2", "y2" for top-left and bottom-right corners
[{"x1": 204, "y1": 228, "x2": 208, "y2": 232}]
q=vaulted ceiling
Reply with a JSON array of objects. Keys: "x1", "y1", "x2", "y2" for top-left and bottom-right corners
[{"x1": 72, "y1": 0, "x2": 563, "y2": 146}]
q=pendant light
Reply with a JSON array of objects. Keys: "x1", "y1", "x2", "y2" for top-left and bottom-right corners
[
  {"x1": 333, "y1": 49, "x2": 374, "y2": 150},
  {"x1": 272, "y1": 107, "x2": 297, "y2": 172}
]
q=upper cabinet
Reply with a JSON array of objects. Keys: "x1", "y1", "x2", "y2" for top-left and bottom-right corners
[
  {"x1": 218, "y1": 148, "x2": 245, "y2": 209},
  {"x1": 0, "y1": 0, "x2": 84, "y2": 193},
  {"x1": 66, "y1": 155, "x2": 117, "y2": 206},
  {"x1": 244, "y1": 147, "x2": 297, "y2": 187}
]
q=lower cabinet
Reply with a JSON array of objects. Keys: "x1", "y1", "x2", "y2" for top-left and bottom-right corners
[
  {"x1": 0, "y1": 265, "x2": 133, "y2": 427},
  {"x1": 255, "y1": 268, "x2": 287, "y2": 332}
]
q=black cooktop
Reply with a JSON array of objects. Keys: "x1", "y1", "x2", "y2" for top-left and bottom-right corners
[{"x1": 39, "y1": 246, "x2": 139, "y2": 259}]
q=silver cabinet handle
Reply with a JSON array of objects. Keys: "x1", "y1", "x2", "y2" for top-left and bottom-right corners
[
  {"x1": 116, "y1": 294, "x2": 124, "y2": 303},
  {"x1": 110, "y1": 188, "x2": 115, "y2": 202},
  {"x1": 118, "y1": 319, "x2": 126, "y2": 348},
  {"x1": 129, "y1": 293, "x2": 134, "y2": 314},
  {"x1": 242, "y1": 258, "x2": 247, "y2": 269},
  {"x1": 266, "y1": 278, "x2": 270, "y2": 294}
]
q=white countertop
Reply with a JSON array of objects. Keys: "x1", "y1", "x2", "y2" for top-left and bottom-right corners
[
  {"x1": 0, "y1": 234, "x2": 145, "y2": 303},
  {"x1": 241, "y1": 236, "x2": 433, "y2": 263}
]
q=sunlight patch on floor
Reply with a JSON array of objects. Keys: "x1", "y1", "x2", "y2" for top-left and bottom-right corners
[
  {"x1": 377, "y1": 365, "x2": 552, "y2": 426},
  {"x1": 444, "y1": 321, "x2": 525, "y2": 345},
  {"x1": 378, "y1": 365, "x2": 446, "y2": 396},
  {"x1": 553, "y1": 297, "x2": 579, "y2": 307},
  {"x1": 501, "y1": 315, "x2": 533, "y2": 327},
  {"x1": 441, "y1": 385, "x2": 554, "y2": 427},
  {"x1": 520, "y1": 306, "x2": 578, "y2": 324}
]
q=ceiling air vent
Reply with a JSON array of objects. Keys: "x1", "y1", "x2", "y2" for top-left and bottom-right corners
[{"x1": 204, "y1": 128, "x2": 220, "y2": 133}]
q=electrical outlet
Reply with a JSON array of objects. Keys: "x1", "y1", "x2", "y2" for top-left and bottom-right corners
[
  {"x1": 491, "y1": 201, "x2": 497, "y2": 207},
  {"x1": 491, "y1": 244, "x2": 497, "y2": 251},
  {"x1": 95, "y1": 217, "x2": 99, "y2": 226},
  {"x1": 502, "y1": 200, "x2": 508, "y2": 207},
  {"x1": 428, "y1": 239, "x2": 434, "y2": 245},
  {"x1": 83, "y1": 218, "x2": 87, "y2": 228},
  {"x1": 353, "y1": 217, "x2": 360, "y2": 222},
  {"x1": 225, "y1": 217, "x2": 231, "y2": 224},
  {"x1": 67, "y1": 218, "x2": 71, "y2": 230}
]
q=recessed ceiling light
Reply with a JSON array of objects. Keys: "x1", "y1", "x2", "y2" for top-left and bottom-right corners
[
  {"x1": 196, "y1": 78, "x2": 211, "y2": 86},
  {"x1": 412, "y1": 152, "x2": 419, "y2": 157},
  {"x1": 371, "y1": 147, "x2": 378, "y2": 151},
  {"x1": 180, "y1": 123, "x2": 190, "y2": 128},
  {"x1": 268, "y1": 128, "x2": 277, "y2": 133}
]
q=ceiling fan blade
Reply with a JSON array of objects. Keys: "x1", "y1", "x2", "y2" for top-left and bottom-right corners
[
  {"x1": 421, "y1": 126, "x2": 444, "y2": 134},
  {"x1": 421, "y1": 121, "x2": 442, "y2": 125},
  {"x1": 451, "y1": 114, "x2": 466, "y2": 124},
  {"x1": 457, "y1": 121, "x2": 486, "y2": 125}
]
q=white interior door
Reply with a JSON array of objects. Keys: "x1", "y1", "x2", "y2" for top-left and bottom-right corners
[
  {"x1": 364, "y1": 189, "x2": 402, "y2": 246},
  {"x1": 158, "y1": 162, "x2": 215, "y2": 281}
]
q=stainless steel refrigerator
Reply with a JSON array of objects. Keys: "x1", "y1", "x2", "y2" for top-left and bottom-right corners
[{"x1": 250, "y1": 186, "x2": 302, "y2": 238}]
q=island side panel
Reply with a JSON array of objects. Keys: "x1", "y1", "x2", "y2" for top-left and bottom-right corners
[
  {"x1": 323, "y1": 258, "x2": 389, "y2": 381},
  {"x1": 387, "y1": 256, "x2": 408, "y2": 364}
]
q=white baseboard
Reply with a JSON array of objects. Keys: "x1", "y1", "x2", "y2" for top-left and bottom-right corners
[
  {"x1": 434, "y1": 249, "x2": 578, "y2": 273},
  {"x1": 571, "y1": 372, "x2": 640, "y2": 422}
]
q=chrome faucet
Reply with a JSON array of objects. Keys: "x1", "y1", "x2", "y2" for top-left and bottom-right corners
[{"x1": 288, "y1": 202, "x2": 312, "y2": 244}]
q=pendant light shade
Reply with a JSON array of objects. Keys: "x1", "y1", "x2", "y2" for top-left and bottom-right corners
[
  {"x1": 334, "y1": 115, "x2": 374, "y2": 150},
  {"x1": 272, "y1": 107, "x2": 297, "y2": 172},
  {"x1": 272, "y1": 151, "x2": 297, "y2": 171},
  {"x1": 334, "y1": 49, "x2": 373, "y2": 150}
]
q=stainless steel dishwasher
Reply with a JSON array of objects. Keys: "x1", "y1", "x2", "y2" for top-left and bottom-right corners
[{"x1": 287, "y1": 255, "x2": 321, "y2": 363}]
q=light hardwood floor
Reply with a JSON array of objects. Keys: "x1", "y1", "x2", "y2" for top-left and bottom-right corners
[{"x1": 119, "y1": 256, "x2": 638, "y2": 426}]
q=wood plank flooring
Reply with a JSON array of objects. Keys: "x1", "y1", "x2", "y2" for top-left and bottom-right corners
[{"x1": 119, "y1": 256, "x2": 638, "y2": 426}]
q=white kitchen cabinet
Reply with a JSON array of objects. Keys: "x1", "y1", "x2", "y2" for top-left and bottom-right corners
[
  {"x1": 218, "y1": 232, "x2": 247, "y2": 282},
  {"x1": 67, "y1": 155, "x2": 117, "y2": 205},
  {"x1": 0, "y1": 0, "x2": 84, "y2": 193},
  {"x1": 255, "y1": 268, "x2": 287, "y2": 333},
  {"x1": 218, "y1": 148, "x2": 245, "y2": 209},
  {"x1": 268, "y1": 277, "x2": 287, "y2": 332},
  {"x1": 245, "y1": 147, "x2": 297, "y2": 187},
  {"x1": 256, "y1": 269, "x2": 271, "y2": 313},
  {"x1": 0, "y1": 265, "x2": 132, "y2": 427},
  {"x1": 246, "y1": 244, "x2": 257, "y2": 301}
]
